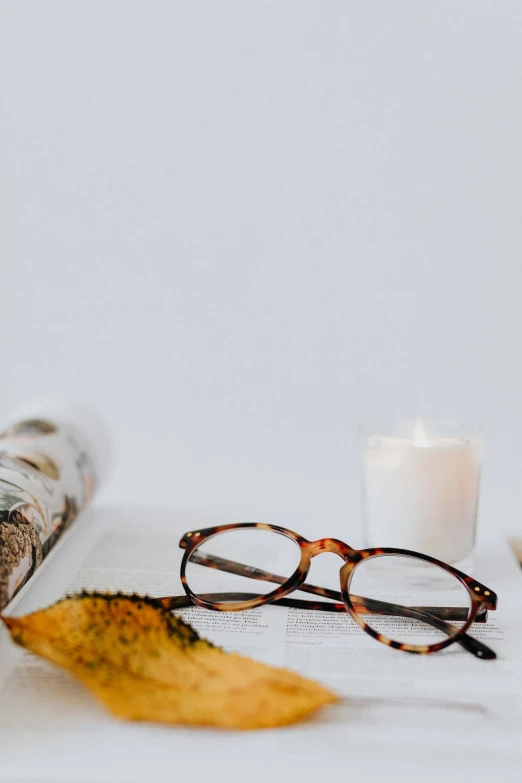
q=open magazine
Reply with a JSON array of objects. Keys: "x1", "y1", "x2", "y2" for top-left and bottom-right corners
[
  {"x1": 1, "y1": 506, "x2": 522, "y2": 777},
  {"x1": 1, "y1": 503, "x2": 521, "y2": 716}
]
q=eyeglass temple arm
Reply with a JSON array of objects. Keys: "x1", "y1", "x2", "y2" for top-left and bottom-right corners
[
  {"x1": 189, "y1": 550, "x2": 488, "y2": 622},
  {"x1": 159, "y1": 593, "x2": 358, "y2": 612},
  {"x1": 159, "y1": 592, "x2": 484, "y2": 620},
  {"x1": 184, "y1": 550, "x2": 495, "y2": 660}
]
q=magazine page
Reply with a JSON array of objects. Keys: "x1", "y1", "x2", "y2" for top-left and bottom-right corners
[
  {"x1": 0, "y1": 508, "x2": 521, "y2": 783},
  {"x1": 0, "y1": 510, "x2": 520, "y2": 723}
]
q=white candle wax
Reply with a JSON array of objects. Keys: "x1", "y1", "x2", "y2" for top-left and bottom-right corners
[{"x1": 362, "y1": 420, "x2": 482, "y2": 566}]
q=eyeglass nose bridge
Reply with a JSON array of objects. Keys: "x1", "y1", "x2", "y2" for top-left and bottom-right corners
[{"x1": 308, "y1": 538, "x2": 355, "y2": 559}]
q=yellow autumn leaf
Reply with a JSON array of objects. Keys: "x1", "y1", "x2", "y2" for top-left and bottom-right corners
[{"x1": 1, "y1": 592, "x2": 336, "y2": 730}]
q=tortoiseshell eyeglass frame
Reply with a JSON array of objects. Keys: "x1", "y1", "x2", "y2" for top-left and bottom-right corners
[{"x1": 157, "y1": 522, "x2": 498, "y2": 660}]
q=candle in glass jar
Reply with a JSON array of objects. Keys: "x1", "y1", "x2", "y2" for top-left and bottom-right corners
[{"x1": 361, "y1": 419, "x2": 482, "y2": 570}]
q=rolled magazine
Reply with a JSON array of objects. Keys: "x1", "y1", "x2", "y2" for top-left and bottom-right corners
[{"x1": 0, "y1": 404, "x2": 109, "y2": 610}]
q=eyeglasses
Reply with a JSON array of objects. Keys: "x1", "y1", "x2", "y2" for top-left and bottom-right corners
[{"x1": 157, "y1": 523, "x2": 498, "y2": 660}]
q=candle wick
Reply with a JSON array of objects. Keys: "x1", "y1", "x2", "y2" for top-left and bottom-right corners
[{"x1": 413, "y1": 417, "x2": 430, "y2": 446}]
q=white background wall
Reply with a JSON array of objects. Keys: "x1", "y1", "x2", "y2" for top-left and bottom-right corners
[{"x1": 1, "y1": 2, "x2": 521, "y2": 539}]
